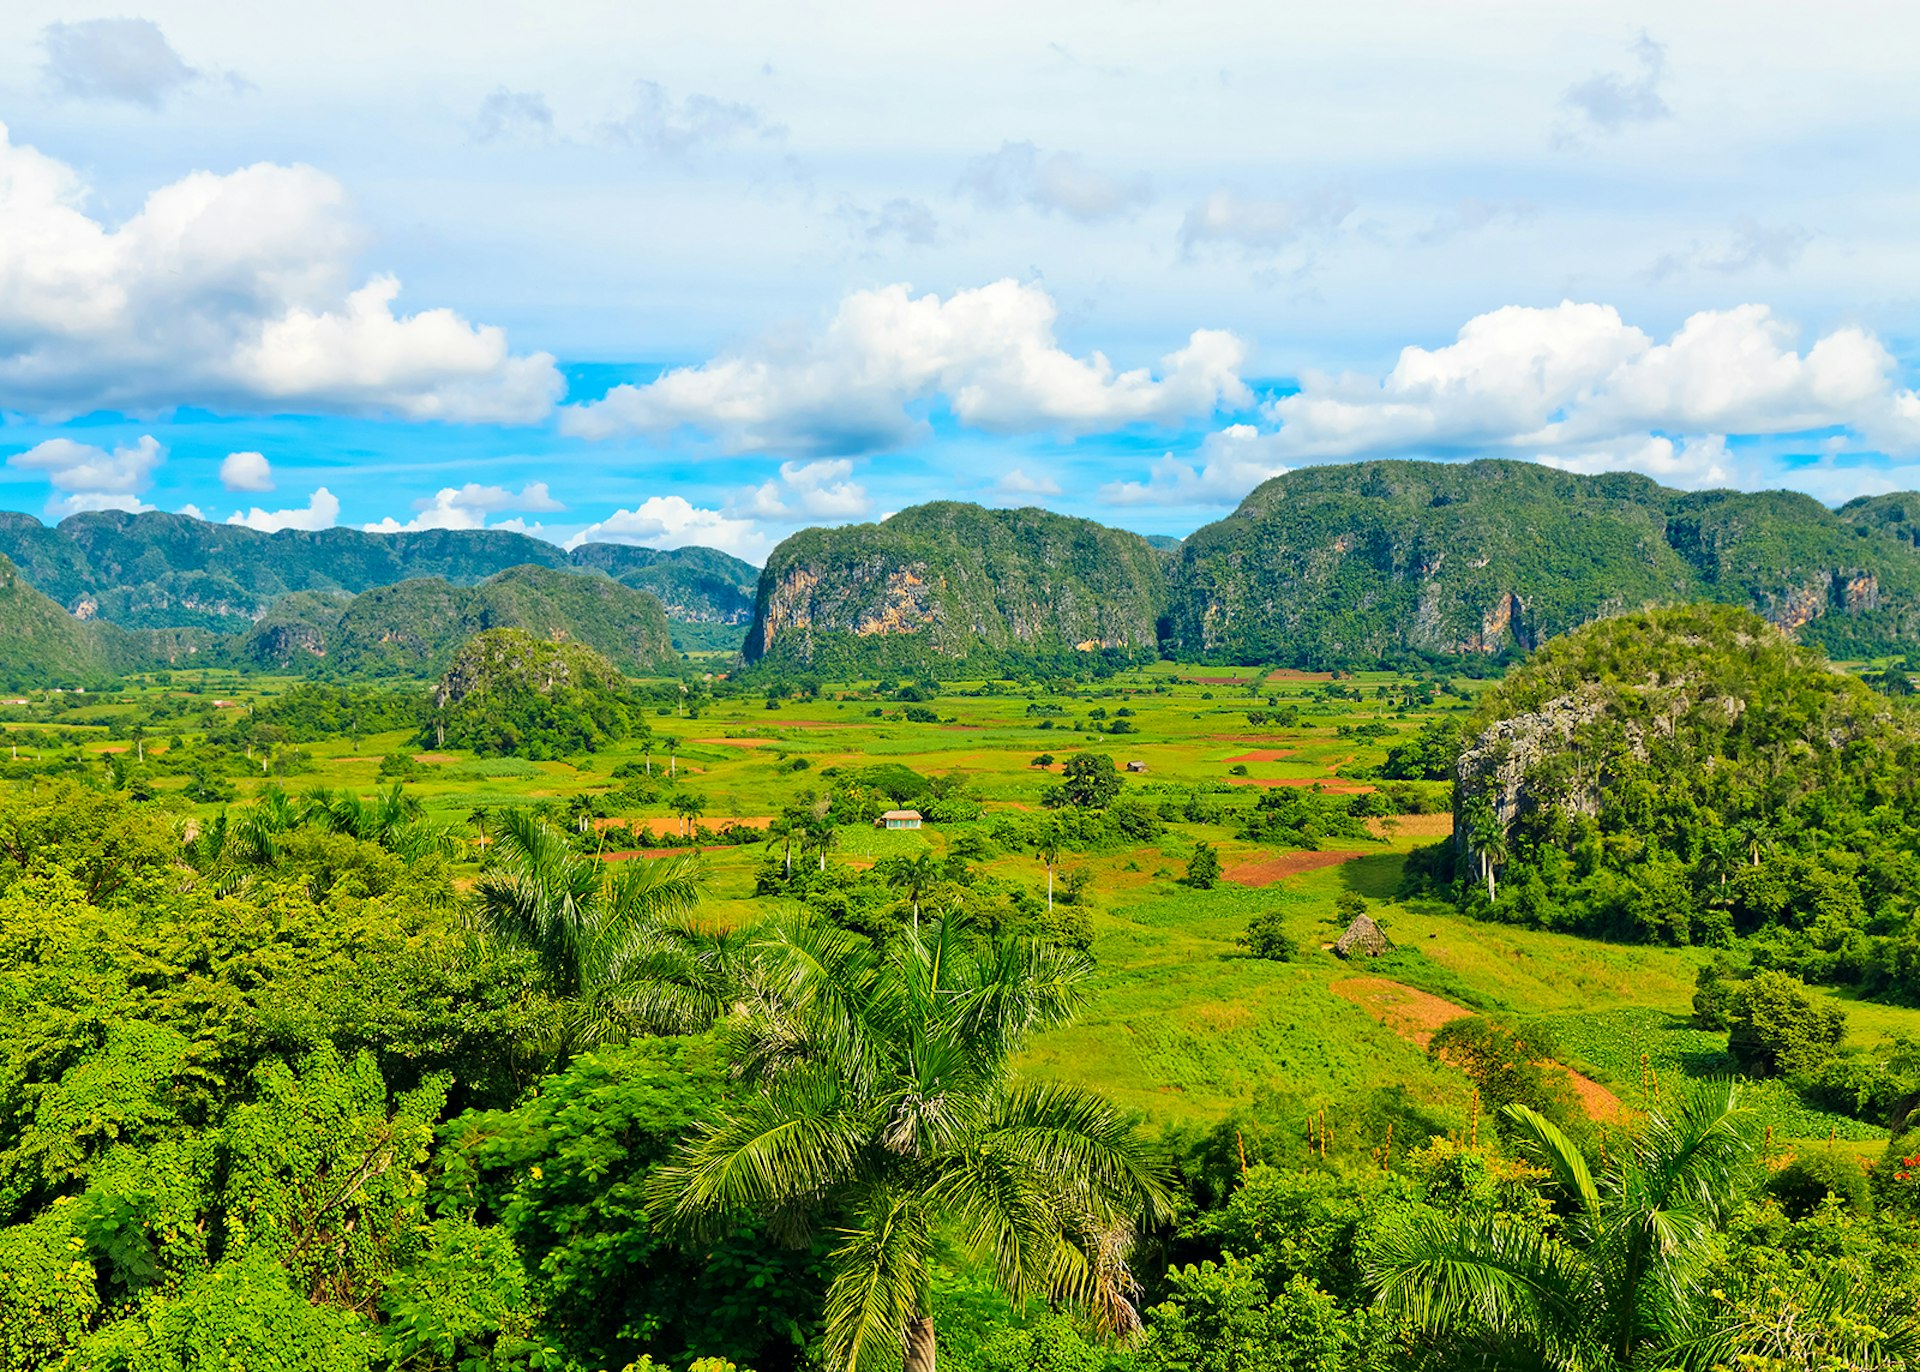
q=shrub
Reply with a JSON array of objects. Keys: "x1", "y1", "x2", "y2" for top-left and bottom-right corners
[
  {"x1": 1727, "y1": 970, "x2": 1847, "y2": 1079},
  {"x1": 1240, "y1": 912, "x2": 1297, "y2": 961}
]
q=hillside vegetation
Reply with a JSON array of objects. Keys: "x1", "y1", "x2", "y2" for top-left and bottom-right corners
[
  {"x1": 1437, "y1": 604, "x2": 1920, "y2": 999},
  {"x1": 0, "y1": 508, "x2": 756, "y2": 633},
  {"x1": 746, "y1": 502, "x2": 1167, "y2": 671},
  {"x1": 427, "y1": 628, "x2": 642, "y2": 757},
  {"x1": 1166, "y1": 459, "x2": 1920, "y2": 666}
]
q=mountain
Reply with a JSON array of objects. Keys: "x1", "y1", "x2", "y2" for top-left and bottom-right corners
[
  {"x1": 240, "y1": 564, "x2": 678, "y2": 676},
  {"x1": 0, "y1": 553, "x2": 215, "y2": 684},
  {"x1": 744, "y1": 502, "x2": 1166, "y2": 672},
  {"x1": 1165, "y1": 460, "x2": 1920, "y2": 666},
  {"x1": 0, "y1": 508, "x2": 757, "y2": 634}
]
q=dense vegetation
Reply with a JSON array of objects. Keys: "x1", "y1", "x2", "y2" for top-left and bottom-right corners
[
  {"x1": 426, "y1": 629, "x2": 645, "y2": 758},
  {"x1": 0, "y1": 508, "x2": 756, "y2": 637},
  {"x1": 745, "y1": 503, "x2": 1166, "y2": 673},
  {"x1": 1165, "y1": 459, "x2": 1920, "y2": 668},
  {"x1": 1430, "y1": 605, "x2": 1920, "y2": 1006}
]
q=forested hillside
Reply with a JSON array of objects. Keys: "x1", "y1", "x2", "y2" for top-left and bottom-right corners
[
  {"x1": 746, "y1": 502, "x2": 1166, "y2": 672},
  {"x1": 0, "y1": 508, "x2": 756, "y2": 634},
  {"x1": 241, "y1": 565, "x2": 679, "y2": 677},
  {"x1": 0, "y1": 554, "x2": 214, "y2": 684},
  {"x1": 1435, "y1": 605, "x2": 1920, "y2": 996},
  {"x1": 1165, "y1": 460, "x2": 1920, "y2": 666}
]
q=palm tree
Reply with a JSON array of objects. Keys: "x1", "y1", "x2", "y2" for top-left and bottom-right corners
[
  {"x1": 648, "y1": 912, "x2": 1172, "y2": 1372},
  {"x1": 1035, "y1": 823, "x2": 1063, "y2": 912},
  {"x1": 1461, "y1": 793, "x2": 1507, "y2": 902},
  {"x1": 669, "y1": 789, "x2": 708, "y2": 839},
  {"x1": 766, "y1": 804, "x2": 808, "y2": 880},
  {"x1": 883, "y1": 851, "x2": 942, "y2": 929},
  {"x1": 1369, "y1": 1081, "x2": 1762, "y2": 1370},
  {"x1": 806, "y1": 813, "x2": 839, "y2": 872},
  {"x1": 475, "y1": 808, "x2": 721, "y2": 1051}
]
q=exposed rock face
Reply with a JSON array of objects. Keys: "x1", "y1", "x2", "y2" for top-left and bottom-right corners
[
  {"x1": 745, "y1": 503, "x2": 1166, "y2": 670},
  {"x1": 1454, "y1": 690, "x2": 1608, "y2": 848}
]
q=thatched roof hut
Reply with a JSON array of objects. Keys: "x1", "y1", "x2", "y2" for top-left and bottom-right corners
[{"x1": 1333, "y1": 913, "x2": 1392, "y2": 959}]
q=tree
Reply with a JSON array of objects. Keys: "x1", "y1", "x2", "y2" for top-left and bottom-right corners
[
  {"x1": 669, "y1": 790, "x2": 707, "y2": 839},
  {"x1": 1370, "y1": 1082, "x2": 1761, "y2": 1370},
  {"x1": 649, "y1": 913, "x2": 1172, "y2": 1372},
  {"x1": 1727, "y1": 970, "x2": 1847, "y2": 1079},
  {"x1": 1461, "y1": 794, "x2": 1506, "y2": 903},
  {"x1": 474, "y1": 809, "x2": 719, "y2": 1052},
  {"x1": 882, "y1": 851, "x2": 942, "y2": 930},
  {"x1": 1239, "y1": 912, "x2": 1297, "y2": 961},
  {"x1": 1048, "y1": 753, "x2": 1122, "y2": 810},
  {"x1": 1186, "y1": 842, "x2": 1222, "y2": 890},
  {"x1": 1035, "y1": 822, "x2": 1063, "y2": 912}
]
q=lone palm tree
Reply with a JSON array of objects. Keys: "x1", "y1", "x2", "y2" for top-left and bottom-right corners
[
  {"x1": 1035, "y1": 823, "x2": 1063, "y2": 912},
  {"x1": 649, "y1": 912, "x2": 1172, "y2": 1372},
  {"x1": 475, "y1": 808, "x2": 721, "y2": 1051},
  {"x1": 883, "y1": 850, "x2": 942, "y2": 930},
  {"x1": 1370, "y1": 1081, "x2": 1765, "y2": 1370}
]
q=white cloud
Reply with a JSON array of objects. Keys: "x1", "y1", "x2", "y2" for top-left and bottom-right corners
[
  {"x1": 1199, "y1": 301, "x2": 1920, "y2": 482},
  {"x1": 228, "y1": 486, "x2": 340, "y2": 533},
  {"x1": 9, "y1": 435, "x2": 165, "y2": 517},
  {"x1": 740, "y1": 459, "x2": 870, "y2": 519},
  {"x1": 1100, "y1": 424, "x2": 1291, "y2": 507},
  {"x1": 562, "y1": 279, "x2": 1249, "y2": 453},
  {"x1": 1558, "y1": 31, "x2": 1671, "y2": 139},
  {"x1": 178, "y1": 503, "x2": 205, "y2": 520},
  {"x1": 362, "y1": 481, "x2": 564, "y2": 533},
  {"x1": 566, "y1": 496, "x2": 769, "y2": 563},
  {"x1": 40, "y1": 18, "x2": 199, "y2": 108},
  {"x1": 602, "y1": 80, "x2": 780, "y2": 159},
  {"x1": 474, "y1": 88, "x2": 555, "y2": 143},
  {"x1": 1177, "y1": 186, "x2": 1355, "y2": 257},
  {"x1": 0, "y1": 123, "x2": 562, "y2": 422},
  {"x1": 995, "y1": 467, "x2": 1062, "y2": 498},
  {"x1": 219, "y1": 451, "x2": 274, "y2": 492},
  {"x1": 961, "y1": 141, "x2": 1150, "y2": 221}
]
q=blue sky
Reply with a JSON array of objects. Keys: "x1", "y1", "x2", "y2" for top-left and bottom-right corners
[{"x1": 2, "y1": 2, "x2": 1919, "y2": 562}]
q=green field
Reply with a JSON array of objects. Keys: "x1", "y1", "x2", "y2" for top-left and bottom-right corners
[{"x1": 7, "y1": 659, "x2": 1914, "y2": 1146}]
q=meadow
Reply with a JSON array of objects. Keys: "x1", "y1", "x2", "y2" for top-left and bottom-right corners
[{"x1": 4, "y1": 656, "x2": 1908, "y2": 1148}]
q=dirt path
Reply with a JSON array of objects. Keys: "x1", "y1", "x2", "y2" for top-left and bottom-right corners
[
  {"x1": 1329, "y1": 976, "x2": 1627, "y2": 1122},
  {"x1": 1227, "y1": 850, "x2": 1366, "y2": 887}
]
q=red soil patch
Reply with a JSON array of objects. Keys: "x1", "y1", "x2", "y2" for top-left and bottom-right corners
[
  {"x1": 1226, "y1": 850, "x2": 1366, "y2": 887},
  {"x1": 1225, "y1": 749, "x2": 1297, "y2": 763},
  {"x1": 1330, "y1": 977, "x2": 1627, "y2": 1121},
  {"x1": 1227, "y1": 777, "x2": 1374, "y2": 793},
  {"x1": 601, "y1": 845, "x2": 745, "y2": 862},
  {"x1": 594, "y1": 815, "x2": 771, "y2": 836},
  {"x1": 412, "y1": 752, "x2": 459, "y2": 764}
]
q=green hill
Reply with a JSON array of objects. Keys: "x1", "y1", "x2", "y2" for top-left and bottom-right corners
[
  {"x1": 1439, "y1": 604, "x2": 1920, "y2": 986},
  {"x1": 313, "y1": 565, "x2": 678, "y2": 677},
  {"x1": 0, "y1": 553, "x2": 216, "y2": 684},
  {"x1": 427, "y1": 628, "x2": 641, "y2": 757},
  {"x1": 744, "y1": 502, "x2": 1166, "y2": 672},
  {"x1": 0, "y1": 508, "x2": 756, "y2": 635},
  {"x1": 1166, "y1": 460, "x2": 1920, "y2": 666}
]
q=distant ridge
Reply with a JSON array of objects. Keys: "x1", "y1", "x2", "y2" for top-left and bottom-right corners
[{"x1": 0, "y1": 508, "x2": 758, "y2": 634}]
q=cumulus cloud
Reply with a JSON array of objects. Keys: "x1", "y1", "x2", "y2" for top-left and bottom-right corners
[
  {"x1": 362, "y1": 481, "x2": 564, "y2": 533},
  {"x1": 228, "y1": 486, "x2": 340, "y2": 533},
  {"x1": 1177, "y1": 186, "x2": 1355, "y2": 257},
  {"x1": 219, "y1": 451, "x2": 274, "y2": 492},
  {"x1": 40, "y1": 18, "x2": 200, "y2": 108},
  {"x1": 9, "y1": 435, "x2": 164, "y2": 516},
  {"x1": 566, "y1": 495, "x2": 769, "y2": 563},
  {"x1": 961, "y1": 142, "x2": 1151, "y2": 222},
  {"x1": 1100, "y1": 424, "x2": 1291, "y2": 507},
  {"x1": 0, "y1": 123, "x2": 562, "y2": 422},
  {"x1": 1559, "y1": 32, "x2": 1671, "y2": 139},
  {"x1": 474, "y1": 88, "x2": 555, "y2": 143},
  {"x1": 602, "y1": 80, "x2": 780, "y2": 158},
  {"x1": 994, "y1": 467, "x2": 1062, "y2": 499},
  {"x1": 562, "y1": 279, "x2": 1249, "y2": 454},
  {"x1": 1176, "y1": 301, "x2": 1920, "y2": 492},
  {"x1": 739, "y1": 460, "x2": 870, "y2": 519}
]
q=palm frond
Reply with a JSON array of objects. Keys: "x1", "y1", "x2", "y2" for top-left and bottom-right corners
[
  {"x1": 821, "y1": 1189, "x2": 932, "y2": 1372},
  {"x1": 1502, "y1": 1103, "x2": 1601, "y2": 1219},
  {"x1": 1369, "y1": 1210, "x2": 1590, "y2": 1362}
]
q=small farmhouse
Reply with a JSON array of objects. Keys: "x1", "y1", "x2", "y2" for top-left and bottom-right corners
[{"x1": 877, "y1": 809, "x2": 923, "y2": 830}]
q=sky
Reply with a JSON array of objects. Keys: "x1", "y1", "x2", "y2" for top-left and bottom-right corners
[{"x1": 1, "y1": 1, "x2": 1919, "y2": 564}]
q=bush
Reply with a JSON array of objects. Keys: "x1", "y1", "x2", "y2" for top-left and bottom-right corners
[
  {"x1": 1240, "y1": 912, "x2": 1297, "y2": 961},
  {"x1": 1728, "y1": 970, "x2": 1847, "y2": 1079},
  {"x1": 1767, "y1": 1146, "x2": 1872, "y2": 1218},
  {"x1": 1186, "y1": 842, "x2": 1221, "y2": 890}
]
